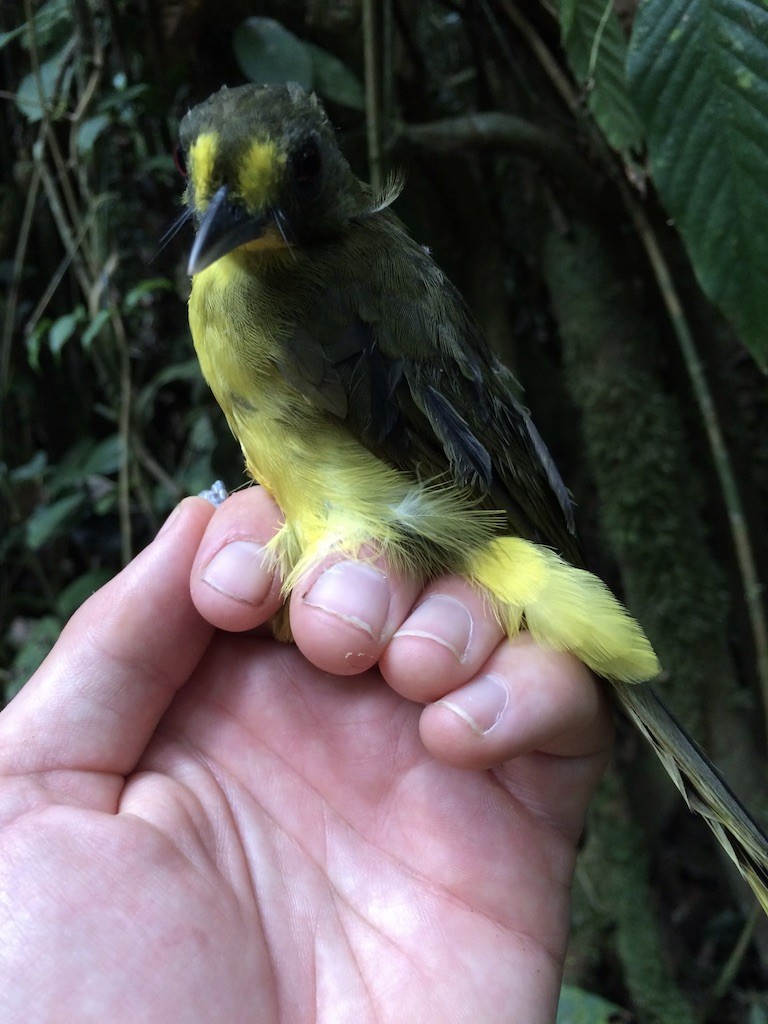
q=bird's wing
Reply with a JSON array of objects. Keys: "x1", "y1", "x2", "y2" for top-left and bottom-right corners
[{"x1": 276, "y1": 211, "x2": 582, "y2": 565}]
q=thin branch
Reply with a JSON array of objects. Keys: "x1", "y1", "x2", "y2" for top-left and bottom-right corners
[
  {"x1": 23, "y1": 194, "x2": 111, "y2": 340},
  {"x1": 497, "y1": 0, "x2": 579, "y2": 111},
  {"x1": 587, "y1": 0, "x2": 615, "y2": 83},
  {"x1": 402, "y1": 111, "x2": 578, "y2": 164},
  {"x1": 381, "y1": 0, "x2": 395, "y2": 154},
  {"x1": 400, "y1": 113, "x2": 604, "y2": 208},
  {"x1": 132, "y1": 434, "x2": 184, "y2": 501},
  {"x1": 704, "y1": 903, "x2": 760, "y2": 1016},
  {"x1": 0, "y1": 162, "x2": 41, "y2": 395},
  {"x1": 362, "y1": 0, "x2": 382, "y2": 193},
  {"x1": 36, "y1": 159, "x2": 92, "y2": 298},
  {"x1": 110, "y1": 307, "x2": 133, "y2": 565}
]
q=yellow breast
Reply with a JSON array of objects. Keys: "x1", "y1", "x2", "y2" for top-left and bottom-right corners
[{"x1": 187, "y1": 251, "x2": 500, "y2": 589}]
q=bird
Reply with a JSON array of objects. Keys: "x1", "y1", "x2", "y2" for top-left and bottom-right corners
[{"x1": 178, "y1": 82, "x2": 768, "y2": 913}]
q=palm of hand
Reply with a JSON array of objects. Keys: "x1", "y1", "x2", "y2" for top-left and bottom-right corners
[
  {"x1": 0, "y1": 498, "x2": 607, "y2": 1024},
  {"x1": 4, "y1": 637, "x2": 573, "y2": 1023}
]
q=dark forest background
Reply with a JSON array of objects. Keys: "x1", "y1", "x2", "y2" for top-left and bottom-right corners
[{"x1": 1, "y1": 1, "x2": 768, "y2": 1020}]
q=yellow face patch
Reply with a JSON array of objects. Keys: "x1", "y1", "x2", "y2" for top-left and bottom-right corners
[
  {"x1": 237, "y1": 139, "x2": 285, "y2": 211},
  {"x1": 189, "y1": 132, "x2": 220, "y2": 210}
]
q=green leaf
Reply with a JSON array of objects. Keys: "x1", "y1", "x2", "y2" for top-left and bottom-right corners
[
  {"x1": 232, "y1": 18, "x2": 364, "y2": 107},
  {"x1": 557, "y1": 0, "x2": 645, "y2": 150},
  {"x1": 233, "y1": 17, "x2": 313, "y2": 89},
  {"x1": 47, "y1": 438, "x2": 99, "y2": 493},
  {"x1": 76, "y1": 113, "x2": 110, "y2": 154},
  {"x1": 123, "y1": 277, "x2": 173, "y2": 311},
  {"x1": 25, "y1": 317, "x2": 51, "y2": 371},
  {"x1": 25, "y1": 493, "x2": 83, "y2": 549},
  {"x1": 15, "y1": 44, "x2": 73, "y2": 121},
  {"x1": 81, "y1": 308, "x2": 111, "y2": 348},
  {"x1": 556, "y1": 984, "x2": 627, "y2": 1023},
  {"x1": 134, "y1": 357, "x2": 202, "y2": 418},
  {"x1": 55, "y1": 569, "x2": 113, "y2": 620},
  {"x1": 80, "y1": 434, "x2": 123, "y2": 477},
  {"x1": 9, "y1": 451, "x2": 47, "y2": 482},
  {"x1": 48, "y1": 307, "x2": 84, "y2": 355},
  {"x1": 560, "y1": 0, "x2": 577, "y2": 36},
  {"x1": 0, "y1": 0, "x2": 72, "y2": 53},
  {"x1": 305, "y1": 42, "x2": 365, "y2": 109},
  {"x1": 0, "y1": 23, "x2": 27, "y2": 51},
  {"x1": 6, "y1": 615, "x2": 62, "y2": 701},
  {"x1": 627, "y1": 0, "x2": 768, "y2": 366}
]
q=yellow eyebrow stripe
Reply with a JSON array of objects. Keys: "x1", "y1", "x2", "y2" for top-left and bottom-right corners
[
  {"x1": 189, "y1": 131, "x2": 219, "y2": 209},
  {"x1": 238, "y1": 139, "x2": 285, "y2": 209}
]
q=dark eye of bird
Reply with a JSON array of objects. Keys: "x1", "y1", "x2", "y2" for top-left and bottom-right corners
[
  {"x1": 173, "y1": 143, "x2": 188, "y2": 177},
  {"x1": 291, "y1": 138, "x2": 322, "y2": 189}
]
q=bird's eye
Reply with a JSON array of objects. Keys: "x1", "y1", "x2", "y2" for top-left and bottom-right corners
[
  {"x1": 173, "y1": 143, "x2": 188, "y2": 177},
  {"x1": 291, "y1": 138, "x2": 322, "y2": 189}
]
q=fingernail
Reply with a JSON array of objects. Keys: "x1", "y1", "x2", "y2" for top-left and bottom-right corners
[
  {"x1": 394, "y1": 594, "x2": 473, "y2": 662},
  {"x1": 437, "y1": 674, "x2": 509, "y2": 735},
  {"x1": 302, "y1": 561, "x2": 390, "y2": 640},
  {"x1": 201, "y1": 540, "x2": 273, "y2": 606}
]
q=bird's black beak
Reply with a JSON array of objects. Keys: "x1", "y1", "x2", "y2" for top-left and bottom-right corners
[{"x1": 187, "y1": 184, "x2": 270, "y2": 275}]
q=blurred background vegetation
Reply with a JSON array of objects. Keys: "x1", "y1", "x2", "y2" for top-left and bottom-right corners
[{"x1": 1, "y1": 0, "x2": 767, "y2": 1020}]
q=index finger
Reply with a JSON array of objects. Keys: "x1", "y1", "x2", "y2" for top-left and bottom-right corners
[{"x1": 0, "y1": 498, "x2": 215, "y2": 779}]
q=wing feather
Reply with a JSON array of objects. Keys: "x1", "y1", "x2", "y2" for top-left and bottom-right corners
[{"x1": 274, "y1": 211, "x2": 581, "y2": 564}]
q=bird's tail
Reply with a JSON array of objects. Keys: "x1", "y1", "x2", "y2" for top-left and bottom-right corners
[
  {"x1": 616, "y1": 682, "x2": 768, "y2": 915},
  {"x1": 468, "y1": 535, "x2": 768, "y2": 912},
  {"x1": 467, "y1": 536, "x2": 660, "y2": 683}
]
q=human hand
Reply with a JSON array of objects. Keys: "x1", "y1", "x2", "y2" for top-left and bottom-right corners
[{"x1": 0, "y1": 489, "x2": 611, "y2": 1023}]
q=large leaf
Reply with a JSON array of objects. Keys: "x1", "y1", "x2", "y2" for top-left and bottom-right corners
[
  {"x1": 25, "y1": 493, "x2": 83, "y2": 549},
  {"x1": 557, "y1": 0, "x2": 645, "y2": 149},
  {"x1": 556, "y1": 984, "x2": 628, "y2": 1023},
  {"x1": 55, "y1": 569, "x2": 113, "y2": 620},
  {"x1": 627, "y1": 0, "x2": 768, "y2": 367},
  {"x1": 233, "y1": 17, "x2": 313, "y2": 89},
  {"x1": 0, "y1": 0, "x2": 71, "y2": 53},
  {"x1": 15, "y1": 43, "x2": 73, "y2": 122},
  {"x1": 305, "y1": 42, "x2": 365, "y2": 110},
  {"x1": 233, "y1": 17, "x2": 365, "y2": 109}
]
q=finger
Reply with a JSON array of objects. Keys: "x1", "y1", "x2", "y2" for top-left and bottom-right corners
[
  {"x1": 289, "y1": 553, "x2": 423, "y2": 675},
  {"x1": 419, "y1": 632, "x2": 613, "y2": 770},
  {"x1": 190, "y1": 486, "x2": 285, "y2": 631},
  {"x1": 379, "y1": 577, "x2": 506, "y2": 702},
  {"x1": 0, "y1": 498, "x2": 215, "y2": 779}
]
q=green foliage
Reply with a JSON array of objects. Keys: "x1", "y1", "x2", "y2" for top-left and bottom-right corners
[
  {"x1": 559, "y1": 0, "x2": 768, "y2": 367},
  {"x1": 233, "y1": 16, "x2": 365, "y2": 109},
  {"x1": 627, "y1": 0, "x2": 768, "y2": 368},
  {"x1": 557, "y1": 0, "x2": 645, "y2": 149},
  {"x1": 0, "y1": 0, "x2": 228, "y2": 699},
  {"x1": 20, "y1": 436, "x2": 122, "y2": 548},
  {"x1": 557, "y1": 984, "x2": 628, "y2": 1023},
  {"x1": 4, "y1": 616, "x2": 61, "y2": 702},
  {"x1": 234, "y1": 16, "x2": 314, "y2": 89},
  {"x1": 0, "y1": 0, "x2": 71, "y2": 52},
  {"x1": 15, "y1": 45, "x2": 74, "y2": 121}
]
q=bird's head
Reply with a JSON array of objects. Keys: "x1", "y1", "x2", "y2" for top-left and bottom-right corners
[{"x1": 178, "y1": 83, "x2": 370, "y2": 275}]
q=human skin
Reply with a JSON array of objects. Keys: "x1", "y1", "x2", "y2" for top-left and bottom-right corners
[{"x1": 0, "y1": 487, "x2": 611, "y2": 1024}]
